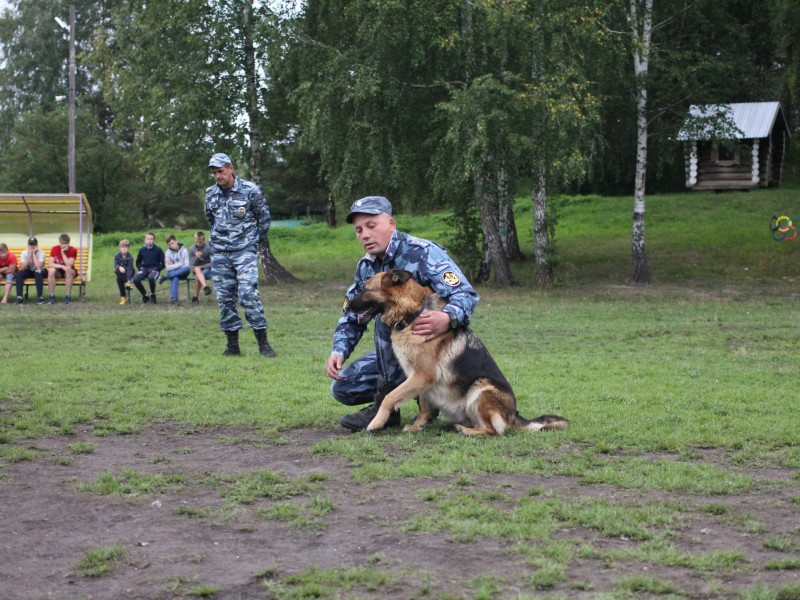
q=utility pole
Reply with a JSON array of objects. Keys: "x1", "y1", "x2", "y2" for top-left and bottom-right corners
[
  {"x1": 56, "y1": 6, "x2": 76, "y2": 194},
  {"x1": 68, "y1": 4, "x2": 76, "y2": 194}
]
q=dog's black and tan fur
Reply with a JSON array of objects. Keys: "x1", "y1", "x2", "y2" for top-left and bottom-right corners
[{"x1": 348, "y1": 269, "x2": 568, "y2": 436}]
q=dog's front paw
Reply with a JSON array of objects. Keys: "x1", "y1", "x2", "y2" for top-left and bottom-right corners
[
  {"x1": 367, "y1": 410, "x2": 389, "y2": 432},
  {"x1": 403, "y1": 423, "x2": 421, "y2": 432}
]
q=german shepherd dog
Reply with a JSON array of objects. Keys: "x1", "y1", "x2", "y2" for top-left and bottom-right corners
[{"x1": 348, "y1": 269, "x2": 568, "y2": 436}]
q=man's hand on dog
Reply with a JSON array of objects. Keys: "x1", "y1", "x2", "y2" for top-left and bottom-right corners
[
  {"x1": 412, "y1": 311, "x2": 450, "y2": 341},
  {"x1": 327, "y1": 311, "x2": 450, "y2": 379}
]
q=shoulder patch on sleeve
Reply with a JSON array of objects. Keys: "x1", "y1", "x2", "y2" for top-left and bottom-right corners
[
  {"x1": 442, "y1": 271, "x2": 461, "y2": 286},
  {"x1": 408, "y1": 238, "x2": 431, "y2": 248}
]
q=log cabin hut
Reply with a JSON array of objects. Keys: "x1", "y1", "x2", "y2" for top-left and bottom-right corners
[{"x1": 678, "y1": 102, "x2": 790, "y2": 190}]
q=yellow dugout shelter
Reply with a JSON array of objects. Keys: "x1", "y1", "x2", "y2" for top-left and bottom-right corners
[{"x1": 0, "y1": 193, "x2": 93, "y2": 287}]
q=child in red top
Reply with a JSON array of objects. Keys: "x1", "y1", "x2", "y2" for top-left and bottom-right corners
[
  {"x1": 47, "y1": 233, "x2": 78, "y2": 304},
  {"x1": 0, "y1": 243, "x2": 18, "y2": 304}
]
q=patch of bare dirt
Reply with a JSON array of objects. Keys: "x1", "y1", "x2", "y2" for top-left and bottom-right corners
[{"x1": 1, "y1": 424, "x2": 799, "y2": 599}]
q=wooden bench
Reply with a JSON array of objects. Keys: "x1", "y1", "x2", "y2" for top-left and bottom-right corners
[{"x1": 9, "y1": 246, "x2": 90, "y2": 299}]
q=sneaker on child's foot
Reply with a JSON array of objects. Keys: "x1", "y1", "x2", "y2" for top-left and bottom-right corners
[
  {"x1": 64, "y1": 294, "x2": 71, "y2": 304},
  {"x1": 141, "y1": 294, "x2": 150, "y2": 304},
  {"x1": 36, "y1": 297, "x2": 44, "y2": 305},
  {"x1": 203, "y1": 285, "x2": 212, "y2": 296},
  {"x1": 48, "y1": 295, "x2": 56, "y2": 305},
  {"x1": 191, "y1": 296, "x2": 199, "y2": 304},
  {"x1": 157, "y1": 274, "x2": 166, "y2": 284},
  {"x1": 150, "y1": 293, "x2": 157, "y2": 304},
  {"x1": 16, "y1": 297, "x2": 23, "y2": 305},
  {"x1": 119, "y1": 297, "x2": 127, "y2": 305},
  {"x1": 170, "y1": 298, "x2": 179, "y2": 305}
]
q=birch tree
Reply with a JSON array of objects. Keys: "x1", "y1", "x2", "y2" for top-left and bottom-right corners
[
  {"x1": 92, "y1": 0, "x2": 297, "y2": 281},
  {"x1": 242, "y1": 0, "x2": 298, "y2": 283},
  {"x1": 630, "y1": 0, "x2": 652, "y2": 283}
]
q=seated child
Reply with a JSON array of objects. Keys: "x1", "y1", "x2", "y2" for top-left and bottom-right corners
[
  {"x1": 47, "y1": 233, "x2": 78, "y2": 304},
  {"x1": 188, "y1": 231, "x2": 213, "y2": 303},
  {"x1": 159, "y1": 234, "x2": 190, "y2": 305},
  {"x1": 0, "y1": 243, "x2": 17, "y2": 304},
  {"x1": 132, "y1": 232, "x2": 165, "y2": 304},
  {"x1": 15, "y1": 237, "x2": 45, "y2": 304},
  {"x1": 114, "y1": 239, "x2": 135, "y2": 305}
]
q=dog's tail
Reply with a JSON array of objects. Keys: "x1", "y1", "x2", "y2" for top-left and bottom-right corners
[{"x1": 513, "y1": 412, "x2": 569, "y2": 432}]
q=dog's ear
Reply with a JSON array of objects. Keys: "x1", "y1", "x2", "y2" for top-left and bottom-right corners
[{"x1": 387, "y1": 269, "x2": 412, "y2": 286}]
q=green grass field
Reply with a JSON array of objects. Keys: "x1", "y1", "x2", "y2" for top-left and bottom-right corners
[{"x1": 3, "y1": 186, "x2": 800, "y2": 599}]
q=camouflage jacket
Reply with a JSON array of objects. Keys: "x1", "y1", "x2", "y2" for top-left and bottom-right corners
[
  {"x1": 204, "y1": 176, "x2": 270, "y2": 253},
  {"x1": 331, "y1": 230, "x2": 479, "y2": 371}
]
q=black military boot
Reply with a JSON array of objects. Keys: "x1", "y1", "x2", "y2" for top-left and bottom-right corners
[
  {"x1": 254, "y1": 328, "x2": 276, "y2": 358},
  {"x1": 339, "y1": 377, "x2": 401, "y2": 432},
  {"x1": 222, "y1": 329, "x2": 241, "y2": 356}
]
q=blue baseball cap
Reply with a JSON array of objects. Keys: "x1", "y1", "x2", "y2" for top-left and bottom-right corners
[
  {"x1": 345, "y1": 196, "x2": 393, "y2": 224},
  {"x1": 208, "y1": 153, "x2": 232, "y2": 168}
]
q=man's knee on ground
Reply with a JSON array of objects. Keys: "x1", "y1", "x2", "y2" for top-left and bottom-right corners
[
  {"x1": 331, "y1": 379, "x2": 375, "y2": 406},
  {"x1": 331, "y1": 379, "x2": 355, "y2": 405}
]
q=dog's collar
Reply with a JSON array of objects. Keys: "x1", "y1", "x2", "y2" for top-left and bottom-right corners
[{"x1": 392, "y1": 309, "x2": 424, "y2": 331}]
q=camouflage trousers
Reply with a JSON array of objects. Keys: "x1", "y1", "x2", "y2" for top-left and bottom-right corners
[
  {"x1": 211, "y1": 248, "x2": 267, "y2": 332},
  {"x1": 331, "y1": 351, "x2": 407, "y2": 406}
]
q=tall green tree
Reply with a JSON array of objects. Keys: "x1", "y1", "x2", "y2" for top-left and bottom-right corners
[
  {"x1": 0, "y1": 0, "x2": 114, "y2": 131},
  {"x1": 242, "y1": 0, "x2": 298, "y2": 283},
  {"x1": 91, "y1": 0, "x2": 296, "y2": 279},
  {"x1": 772, "y1": 0, "x2": 800, "y2": 125},
  {"x1": 0, "y1": 105, "x2": 143, "y2": 232},
  {"x1": 286, "y1": 0, "x2": 601, "y2": 286},
  {"x1": 432, "y1": 0, "x2": 600, "y2": 285},
  {"x1": 0, "y1": 0, "x2": 141, "y2": 230},
  {"x1": 0, "y1": 0, "x2": 118, "y2": 191},
  {"x1": 90, "y1": 0, "x2": 226, "y2": 197},
  {"x1": 286, "y1": 0, "x2": 451, "y2": 208},
  {"x1": 520, "y1": 0, "x2": 602, "y2": 285}
]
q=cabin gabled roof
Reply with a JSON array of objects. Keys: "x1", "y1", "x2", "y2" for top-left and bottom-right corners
[{"x1": 677, "y1": 102, "x2": 790, "y2": 141}]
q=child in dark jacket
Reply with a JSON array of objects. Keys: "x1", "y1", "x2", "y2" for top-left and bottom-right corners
[
  {"x1": 114, "y1": 239, "x2": 135, "y2": 304},
  {"x1": 132, "y1": 232, "x2": 165, "y2": 304}
]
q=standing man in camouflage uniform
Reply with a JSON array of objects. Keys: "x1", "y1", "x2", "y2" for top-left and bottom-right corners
[
  {"x1": 326, "y1": 196, "x2": 479, "y2": 431},
  {"x1": 205, "y1": 153, "x2": 276, "y2": 357}
]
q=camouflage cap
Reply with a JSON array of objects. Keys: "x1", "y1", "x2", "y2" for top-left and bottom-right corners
[
  {"x1": 345, "y1": 196, "x2": 393, "y2": 224},
  {"x1": 208, "y1": 153, "x2": 232, "y2": 168}
]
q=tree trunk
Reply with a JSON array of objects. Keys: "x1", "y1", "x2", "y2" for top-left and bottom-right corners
[
  {"x1": 243, "y1": 0, "x2": 261, "y2": 189},
  {"x1": 497, "y1": 166, "x2": 521, "y2": 260},
  {"x1": 632, "y1": 211, "x2": 649, "y2": 283},
  {"x1": 243, "y1": 0, "x2": 298, "y2": 284},
  {"x1": 532, "y1": 161, "x2": 554, "y2": 285},
  {"x1": 476, "y1": 171, "x2": 515, "y2": 287},
  {"x1": 500, "y1": 201, "x2": 520, "y2": 260},
  {"x1": 326, "y1": 194, "x2": 336, "y2": 227},
  {"x1": 631, "y1": 0, "x2": 652, "y2": 283},
  {"x1": 477, "y1": 237, "x2": 491, "y2": 283}
]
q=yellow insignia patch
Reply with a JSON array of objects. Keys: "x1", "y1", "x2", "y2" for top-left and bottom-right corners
[
  {"x1": 442, "y1": 271, "x2": 460, "y2": 286},
  {"x1": 342, "y1": 297, "x2": 349, "y2": 313}
]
